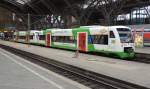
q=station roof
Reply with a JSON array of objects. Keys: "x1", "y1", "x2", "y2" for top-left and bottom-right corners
[{"x1": 0, "y1": 0, "x2": 149, "y2": 15}]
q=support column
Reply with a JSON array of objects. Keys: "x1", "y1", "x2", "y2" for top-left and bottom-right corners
[{"x1": 27, "y1": 13, "x2": 30, "y2": 45}]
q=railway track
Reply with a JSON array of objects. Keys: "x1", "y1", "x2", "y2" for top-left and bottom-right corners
[
  {"x1": 134, "y1": 53, "x2": 150, "y2": 63},
  {"x1": 86, "y1": 51, "x2": 150, "y2": 64},
  {"x1": 0, "y1": 44, "x2": 149, "y2": 89},
  {"x1": 46, "y1": 45, "x2": 150, "y2": 64}
]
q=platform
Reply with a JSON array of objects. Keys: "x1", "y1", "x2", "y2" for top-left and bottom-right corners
[
  {"x1": 135, "y1": 47, "x2": 150, "y2": 54},
  {"x1": 0, "y1": 46, "x2": 90, "y2": 89},
  {"x1": 1, "y1": 40, "x2": 150, "y2": 88}
]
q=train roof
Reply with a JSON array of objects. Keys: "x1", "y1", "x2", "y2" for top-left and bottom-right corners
[
  {"x1": 51, "y1": 29, "x2": 72, "y2": 32},
  {"x1": 45, "y1": 25, "x2": 131, "y2": 32},
  {"x1": 18, "y1": 31, "x2": 27, "y2": 33},
  {"x1": 110, "y1": 26, "x2": 130, "y2": 29},
  {"x1": 30, "y1": 30, "x2": 43, "y2": 33},
  {"x1": 80, "y1": 25, "x2": 106, "y2": 28},
  {"x1": 80, "y1": 25, "x2": 130, "y2": 29},
  {"x1": 30, "y1": 30, "x2": 40, "y2": 32}
]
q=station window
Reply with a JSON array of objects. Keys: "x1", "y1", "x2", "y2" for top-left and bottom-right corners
[
  {"x1": 110, "y1": 31, "x2": 115, "y2": 38},
  {"x1": 52, "y1": 36, "x2": 75, "y2": 43},
  {"x1": 91, "y1": 35, "x2": 108, "y2": 45}
]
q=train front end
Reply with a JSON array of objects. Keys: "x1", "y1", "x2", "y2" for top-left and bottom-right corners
[{"x1": 117, "y1": 27, "x2": 135, "y2": 59}]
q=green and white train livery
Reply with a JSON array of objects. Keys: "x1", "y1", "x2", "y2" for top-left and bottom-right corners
[
  {"x1": 29, "y1": 30, "x2": 46, "y2": 45},
  {"x1": 14, "y1": 25, "x2": 135, "y2": 59},
  {"x1": 14, "y1": 31, "x2": 27, "y2": 42}
]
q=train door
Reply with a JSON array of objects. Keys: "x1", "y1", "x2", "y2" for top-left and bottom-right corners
[
  {"x1": 109, "y1": 30, "x2": 117, "y2": 51},
  {"x1": 46, "y1": 33, "x2": 51, "y2": 47},
  {"x1": 77, "y1": 32, "x2": 87, "y2": 52}
]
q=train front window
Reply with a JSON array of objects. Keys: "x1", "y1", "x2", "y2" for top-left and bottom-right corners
[
  {"x1": 110, "y1": 31, "x2": 115, "y2": 38},
  {"x1": 117, "y1": 28, "x2": 133, "y2": 43}
]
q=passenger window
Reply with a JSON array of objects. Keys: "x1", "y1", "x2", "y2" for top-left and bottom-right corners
[
  {"x1": 30, "y1": 35, "x2": 33, "y2": 39},
  {"x1": 103, "y1": 35, "x2": 108, "y2": 45},
  {"x1": 110, "y1": 31, "x2": 115, "y2": 38},
  {"x1": 19, "y1": 36, "x2": 26, "y2": 39},
  {"x1": 39, "y1": 35, "x2": 45, "y2": 40},
  {"x1": 52, "y1": 36, "x2": 75, "y2": 43},
  {"x1": 91, "y1": 35, "x2": 108, "y2": 45}
]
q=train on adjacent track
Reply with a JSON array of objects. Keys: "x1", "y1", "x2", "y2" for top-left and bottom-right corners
[{"x1": 13, "y1": 25, "x2": 135, "y2": 59}]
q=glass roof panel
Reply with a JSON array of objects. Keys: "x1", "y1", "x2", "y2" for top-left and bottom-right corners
[
  {"x1": 4, "y1": 0, "x2": 31, "y2": 5},
  {"x1": 15, "y1": 0, "x2": 31, "y2": 5}
]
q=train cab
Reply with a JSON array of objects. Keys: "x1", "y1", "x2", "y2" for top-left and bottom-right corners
[
  {"x1": 81, "y1": 25, "x2": 135, "y2": 59},
  {"x1": 110, "y1": 26, "x2": 135, "y2": 58}
]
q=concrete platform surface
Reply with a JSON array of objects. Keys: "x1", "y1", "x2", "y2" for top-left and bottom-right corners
[
  {"x1": 135, "y1": 47, "x2": 150, "y2": 54},
  {"x1": 1, "y1": 40, "x2": 150, "y2": 88},
  {"x1": 0, "y1": 47, "x2": 90, "y2": 89}
]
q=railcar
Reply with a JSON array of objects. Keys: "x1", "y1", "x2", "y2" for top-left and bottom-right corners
[
  {"x1": 13, "y1": 31, "x2": 28, "y2": 43},
  {"x1": 29, "y1": 30, "x2": 45, "y2": 45},
  {"x1": 45, "y1": 26, "x2": 135, "y2": 59},
  {"x1": 13, "y1": 30, "x2": 45, "y2": 45}
]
